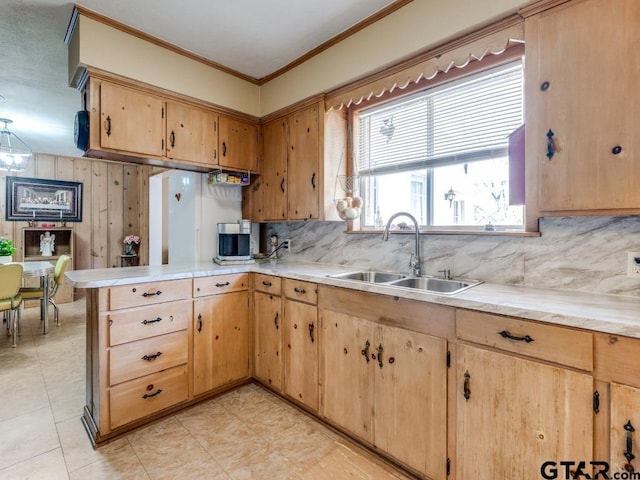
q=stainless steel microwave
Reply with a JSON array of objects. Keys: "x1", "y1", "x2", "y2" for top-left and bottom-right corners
[{"x1": 217, "y1": 223, "x2": 251, "y2": 260}]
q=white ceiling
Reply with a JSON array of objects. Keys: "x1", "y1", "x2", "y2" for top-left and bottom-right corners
[{"x1": 0, "y1": 0, "x2": 397, "y2": 159}]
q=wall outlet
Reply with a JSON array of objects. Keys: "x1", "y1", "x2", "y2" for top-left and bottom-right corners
[
  {"x1": 283, "y1": 239, "x2": 291, "y2": 251},
  {"x1": 627, "y1": 252, "x2": 640, "y2": 278}
]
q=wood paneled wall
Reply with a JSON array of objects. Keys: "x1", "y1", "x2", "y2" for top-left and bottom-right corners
[{"x1": 0, "y1": 153, "x2": 163, "y2": 272}]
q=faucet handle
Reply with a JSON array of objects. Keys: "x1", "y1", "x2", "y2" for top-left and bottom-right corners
[{"x1": 438, "y1": 269, "x2": 452, "y2": 280}]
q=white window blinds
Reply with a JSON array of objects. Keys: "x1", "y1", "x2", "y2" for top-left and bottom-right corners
[{"x1": 358, "y1": 61, "x2": 523, "y2": 175}]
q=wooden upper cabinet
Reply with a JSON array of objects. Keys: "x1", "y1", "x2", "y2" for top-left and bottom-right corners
[
  {"x1": 528, "y1": 0, "x2": 640, "y2": 213},
  {"x1": 288, "y1": 105, "x2": 320, "y2": 220},
  {"x1": 166, "y1": 101, "x2": 217, "y2": 166},
  {"x1": 217, "y1": 116, "x2": 259, "y2": 172},
  {"x1": 261, "y1": 118, "x2": 288, "y2": 221},
  {"x1": 99, "y1": 82, "x2": 164, "y2": 157}
]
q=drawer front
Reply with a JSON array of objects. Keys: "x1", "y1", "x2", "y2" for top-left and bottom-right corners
[
  {"x1": 110, "y1": 331, "x2": 188, "y2": 385},
  {"x1": 456, "y1": 309, "x2": 593, "y2": 371},
  {"x1": 193, "y1": 273, "x2": 249, "y2": 297},
  {"x1": 110, "y1": 365, "x2": 188, "y2": 429},
  {"x1": 594, "y1": 333, "x2": 640, "y2": 387},
  {"x1": 254, "y1": 273, "x2": 282, "y2": 295},
  {"x1": 282, "y1": 278, "x2": 318, "y2": 305},
  {"x1": 109, "y1": 279, "x2": 191, "y2": 310},
  {"x1": 109, "y1": 300, "x2": 192, "y2": 346}
]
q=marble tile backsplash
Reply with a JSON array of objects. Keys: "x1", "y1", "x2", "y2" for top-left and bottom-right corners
[{"x1": 268, "y1": 216, "x2": 640, "y2": 297}]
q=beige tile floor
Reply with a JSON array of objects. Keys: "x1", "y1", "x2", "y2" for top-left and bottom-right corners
[{"x1": 0, "y1": 298, "x2": 413, "y2": 480}]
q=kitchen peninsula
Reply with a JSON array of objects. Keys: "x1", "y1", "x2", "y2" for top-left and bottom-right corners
[{"x1": 67, "y1": 261, "x2": 640, "y2": 479}]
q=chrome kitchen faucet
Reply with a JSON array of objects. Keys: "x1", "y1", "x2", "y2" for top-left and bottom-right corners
[{"x1": 381, "y1": 212, "x2": 421, "y2": 277}]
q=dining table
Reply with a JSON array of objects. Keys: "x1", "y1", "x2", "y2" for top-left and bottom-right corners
[{"x1": 20, "y1": 261, "x2": 55, "y2": 334}]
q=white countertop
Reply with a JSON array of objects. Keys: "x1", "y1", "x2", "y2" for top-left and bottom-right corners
[{"x1": 65, "y1": 260, "x2": 640, "y2": 338}]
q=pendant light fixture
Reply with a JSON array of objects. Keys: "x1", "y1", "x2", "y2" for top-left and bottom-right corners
[{"x1": 0, "y1": 118, "x2": 32, "y2": 171}]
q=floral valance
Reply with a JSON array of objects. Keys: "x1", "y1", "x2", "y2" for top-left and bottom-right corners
[{"x1": 325, "y1": 20, "x2": 524, "y2": 111}]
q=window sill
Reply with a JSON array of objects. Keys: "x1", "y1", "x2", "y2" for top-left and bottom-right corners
[{"x1": 346, "y1": 227, "x2": 540, "y2": 237}]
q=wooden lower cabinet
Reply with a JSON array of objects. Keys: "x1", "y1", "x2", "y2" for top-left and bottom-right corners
[
  {"x1": 254, "y1": 291, "x2": 283, "y2": 390},
  {"x1": 321, "y1": 309, "x2": 448, "y2": 479},
  {"x1": 456, "y1": 344, "x2": 593, "y2": 479},
  {"x1": 193, "y1": 291, "x2": 251, "y2": 396},
  {"x1": 283, "y1": 298, "x2": 318, "y2": 411},
  {"x1": 610, "y1": 383, "x2": 640, "y2": 475}
]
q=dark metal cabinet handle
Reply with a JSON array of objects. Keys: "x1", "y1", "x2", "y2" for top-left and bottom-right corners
[
  {"x1": 105, "y1": 116, "x2": 112, "y2": 136},
  {"x1": 311, "y1": 172, "x2": 316, "y2": 189},
  {"x1": 463, "y1": 370, "x2": 471, "y2": 400},
  {"x1": 593, "y1": 391, "x2": 600, "y2": 414},
  {"x1": 222, "y1": 141, "x2": 227, "y2": 157},
  {"x1": 274, "y1": 312, "x2": 279, "y2": 330},
  {"x1": 280, "y1": 178, "x2": 285, "y2": 193},
  {"x1": 625, "y1": 420, "x2": 636, "y2": 472},
  {"x1": 294, "y1": 287, "x2": 306, "y2": 294},
  {"x1": 141, "y1": 317, "x2": 162, "y2": 325},
  {"x1": 499, "y1": 330, "x2": 534, "y2": 343},
  {"x1": 142, "y1": 351, "x2": 162, "y2": 361},
  {"x1": 197, "y1": 313, "x2": 203, "y2": 333},
  {"x1": 546, "y1": 129, "x2": 556, "y2": 160},
  {"x1": 170, "y1": 130, "x2": 176, "y2": 148},
  {"x1": 308, "y1": 323, "x2": 315, "y2": 343},
  {"x1": 142, "y1": 290, "x2": 162, "y2": 297},
  {"x1": 262, "y1": 280, "x2": 272, "y2": 287},
  {"x1": 377, "y1": 344, "x2": 384, "y2": 369},
  {"x1": 142, "y1": 389, "x2": 163, "y2": 399},
  {"x1": 361, "y1": 340, "x2": 370, "y2": 363},
  {"x1": 216, "y1": 282, "x2": 230, "y2": 288}
]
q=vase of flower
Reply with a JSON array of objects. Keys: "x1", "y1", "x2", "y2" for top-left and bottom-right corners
[
  {"x1": 0, "y1": 237, "x2": 16, "y2": 263},
  {"x1": 123, "y1": 234, "x2": 140, "y2": 256}
]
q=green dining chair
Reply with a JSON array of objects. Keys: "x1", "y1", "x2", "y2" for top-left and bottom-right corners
[
  {"x1": 19, "y1": 254, "x2": 71, "y2": 327},
  {"x1": 0, "y1": 263, "x2": 24, "y2": 347}
]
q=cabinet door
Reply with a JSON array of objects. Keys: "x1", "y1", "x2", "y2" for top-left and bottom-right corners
[
  {"x1": 261, "y1": 118, "x2": 288, "y2": 221},
  {"x1": 375, "y1": 324, "x2": 448, "y2": 479},
  {"x1": 254, "y1": 292, "x2": 282, "y2": 390},
  {"x1": 100, "y1": 82, "x2": 164, "y2": 157},
  {"x1": 166, "y1": 101, "x2": 217, "y2": 165},
  {"x1": 193, "y1": 292, "x2": 250, "y2": 396},
  {"x1": 287, "y1": 105, "x2": 320, "y2": 220},
  {"x1": 456, "y1": 344, "x2": 593, "y2": 479},
  {"x1": 532, "y1": 0, "x2": 640, "y2": 211},
  {"x1": 218, "y1": 116, "x2": 259, "y2": 172},
  {"x1": 610, "y1": 383, "x2": 640, "y2": 475},
  {"x1": 283, "y1": 298, "x2": 318, "y2": 410},
  {"x1": 321, "y1": 309, "x2": 374, "y2": 444}
]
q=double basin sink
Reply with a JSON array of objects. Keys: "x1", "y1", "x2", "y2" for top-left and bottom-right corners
[{"x1": 327, "y1": 270, "x2": 482, "y2": 295}]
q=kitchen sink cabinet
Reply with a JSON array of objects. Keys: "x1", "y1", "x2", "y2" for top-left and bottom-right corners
[
  {"x1": 192, "y1": 275, "x2": 251, "y2": 397},
  {"x1": 282, "y1": 279, "x2": 319, "y2": 411},
  {"x1": 253, "y1": 274, "x2": 283, "y2": 391},
  {"x1": 525, "y1": 0, "x2": 640, "y2": 214},
  {"x1": 456, "y1": 310, "x2": 594, "y2": 479},
  {"x1": 251, "y1": 97, "x2": 347, "y2": 223},
  {"x1": 319, "y1": 286, "x2": 452, "y2": 479}
]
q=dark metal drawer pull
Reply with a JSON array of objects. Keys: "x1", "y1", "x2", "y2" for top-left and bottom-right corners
[
  {"x1": 262, "y1": 280, "x2": 272, "y2": 287},
  {"x1": 463, "y1": 370, "x2": 471, "y2": 400},
  {"x1": 216, "y1": 282, "x2": 230, "y2": 288},
  {"x1": 499, "y1": 330, "x2": 534, "y2": 343},
  {"x1": 142, "y1": 290, "x2": 162, "y2": 297},
  {"x1": 142, "y1": 389, "x2": 163, "y2": 399},
  {"x1": 142, "y1": 351, "x2": 162, "y2": 361},
  {"x1": 294, "y1": 287, "x2": 306, "y2": 294},
  {"x1": 142, "y1": 317, "x2": 162, "y2": 325}
]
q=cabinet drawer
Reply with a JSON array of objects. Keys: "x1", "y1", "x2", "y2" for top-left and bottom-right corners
[
  {"x1": 110, "y1": 331, "x2": 188, "y2": 385},
  {"x1": 283, "y1": 279, "x2": 317, "y2": 305},
  {"x1": 594, "y1": 333, "x2": 640, "y2": 388},
  {"x1": 110, "y1": 365, "x2": 188, "y2": 429},
  {"x1": 456, "y1": 309, "x2": 593, "y2": 371},
  {"x1": 193, "y1": 273, "x2": 248, "y2": 297},
  {"x1": 109, "y1": 279, "x2": 191, "y2": 310},
  {"x1": 109, "y1": 300, "x2": 192, "y2": 346},
  {"x1": 254, "y1": 273, "x2": 281, "y2": 295}
]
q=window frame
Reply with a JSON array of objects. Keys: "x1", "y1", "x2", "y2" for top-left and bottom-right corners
[{"x1": 347, "y1": 43, "x2": 532, "y2": 235}]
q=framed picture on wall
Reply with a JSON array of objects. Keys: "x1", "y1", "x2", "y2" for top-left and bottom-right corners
[{"x1": 5, "y1": 176, "x2": 83, "y2": 222}]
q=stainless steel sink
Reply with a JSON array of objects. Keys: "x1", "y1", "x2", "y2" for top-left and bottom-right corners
[
  {"x1": 327, "y1": 270, "x2": 407, "y2": 283},
  {"x1": 387, "y1": 276, "x2": 481, "y2": 295}
]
